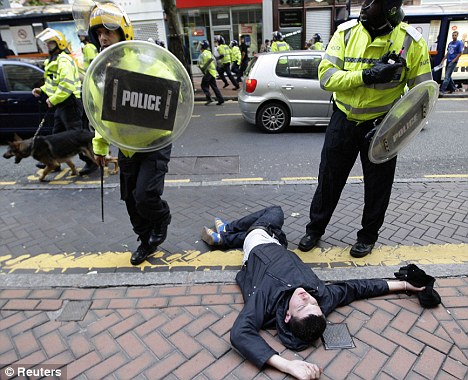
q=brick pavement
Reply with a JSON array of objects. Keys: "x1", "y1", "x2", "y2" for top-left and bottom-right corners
[
  {"x1": 0, "y1": 278, "x2": 467, "y2": 380},
  {"x1": 0, "y1": 180, "x2": 467, "y2": 379}
]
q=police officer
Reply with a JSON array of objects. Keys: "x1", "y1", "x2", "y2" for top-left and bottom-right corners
[
  {"x1": 270, "y1": 31, "x2": 290, "y2": 52},
  {"x1": 198, "y1": 40, "x2": 224, "y2": 106},
  {"x1": 311, "y1": 33, "x2": 323, "y2": 50},
  {"x1": 87, "y1": 2, "x2": 173, "y2": 265},
  {"x1": 230, "y1": 40, "x2": 242, "y2": 83},
  {"x1": 299, "y1": 0, "x2": 432, "y2": 258},
  {"x1": 78, "y1": 29, "x2": 98, "y2": 73},
  {"x1": 215, "y1": 35, "x2": 239, "y2": 90},
  {"x1": 33, "y1": 28, "x2": 97, "y2": 175}
]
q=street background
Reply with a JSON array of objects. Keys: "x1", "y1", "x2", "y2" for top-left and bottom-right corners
[{"x1": 0, "y1": 78, "x2": 467, "y2": 379}]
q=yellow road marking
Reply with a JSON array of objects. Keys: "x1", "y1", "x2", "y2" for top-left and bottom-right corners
[
  {"x1": 425, "y1": 174, "x2": 468, "y2": 178},
  {"x1": 0, "y1": 244, "x2": 466, "y2": 273},
  {"x1": 192, "y1": 115, "x2": 201, "y2": 118},
  {"x1": 221, "y1": 177, "x2": 263, "y2": 182},
  {"x1": 0, "y1": 181, "x2": 16, "y2": 185},
  {"x1": 54, "y1": 168, "x2": 71, "y2": 180},
  {"x1": 166, "y1": 179, "x2": 191, "y2": 183}
]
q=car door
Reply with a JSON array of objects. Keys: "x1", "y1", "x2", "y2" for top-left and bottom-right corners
[
  {"x1": 0, "y1": 62, "x2": 48, "y2": 135},
  {"x1": 277, "y1": 54, "x2": 331, "y2": 118}
]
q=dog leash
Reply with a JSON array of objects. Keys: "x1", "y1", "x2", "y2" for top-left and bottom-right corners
[{"x1": 31, "y1": 109, "x2": 51, "y2": 149}]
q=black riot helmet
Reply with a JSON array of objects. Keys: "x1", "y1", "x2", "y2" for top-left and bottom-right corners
[
  {"x1": 360, "y1": 0, "x2": 405, "y2": 37},
  {"x1": 215, "y1": 35, "x2": 225, "y2": 45}
]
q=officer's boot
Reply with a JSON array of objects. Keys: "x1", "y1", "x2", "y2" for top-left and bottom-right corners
[
  {"x1": 148, "y1": 217, "x2": 171, "y2": 249},
  {"x1": 130, "y1": 236, "x2": 154, "y2": 266}
]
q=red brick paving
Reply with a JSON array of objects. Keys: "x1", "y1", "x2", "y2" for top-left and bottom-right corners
[{"x1": 0, "y1": 277, "x2": 467, "y2": 380}]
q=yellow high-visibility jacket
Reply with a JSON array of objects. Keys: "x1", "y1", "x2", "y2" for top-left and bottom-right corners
[
  {"x1": 231, "y1": 46, "x2": 241, "y2": 65},
  {"x1": 271, "y1": 41, "x2": 290, "y2": 52},
  {"x1": 318, "y1": 19, "x2": 432, "y2": 123},
  {"x1": 41, "y1": 51, "x2": 81, "y2": 106},
  {"x1": 198, "y1": 49, "x2": 217, "y2": 78},
  {"x1": 217, "y1": 44, "x2": 232, "y2": 64}
]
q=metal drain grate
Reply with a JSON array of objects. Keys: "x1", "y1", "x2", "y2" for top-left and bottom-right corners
[
  {"x1": 56, "y1": 300, "x2": 92, "y2": 321},
  {"x1": 321, "y1": 323, "x2": 355, "y2": 350}
]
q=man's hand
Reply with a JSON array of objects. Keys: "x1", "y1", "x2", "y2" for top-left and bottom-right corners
[
  {"x1": 32, "y1": 88, "x2": 42, "y2": 97},
  {"x1": 267, "y1": 354, "x2": 322, "y2": 379},
  {"x1": 46, "y1": 98, "x2": 53, "y2": 108},
  {"x1": 94, "y1": 155, "x2": 106, "y2": 167},
  {"x1": 362, "y1": 62, "x2": 403, "y2": 85},
  {"x1": 286, "y1": 360, "x2": 323, "y2": 379}
]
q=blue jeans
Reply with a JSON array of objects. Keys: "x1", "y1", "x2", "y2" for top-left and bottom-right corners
[
  {"x1": 220, "y1": 206, "x2": 287, "y2": 249},
  {"x1": 441, "y1": 60, "x2": 458, "y2": 92}
]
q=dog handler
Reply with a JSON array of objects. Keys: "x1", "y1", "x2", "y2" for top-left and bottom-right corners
[
  {"x1": 82, "y1": 2, "x2": 173, "y2": 265},
  {"x1": 33, "y1": 28, "x2": 98, "y2": 176}
]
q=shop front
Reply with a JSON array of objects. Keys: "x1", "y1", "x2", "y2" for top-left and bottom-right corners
[{"x1": 177, "y1": 0, "x2": 263, "y2": 67}]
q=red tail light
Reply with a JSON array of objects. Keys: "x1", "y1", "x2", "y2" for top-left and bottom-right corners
[{"x1": 245, "y1": 79, "x2": 257, "y2": 93}]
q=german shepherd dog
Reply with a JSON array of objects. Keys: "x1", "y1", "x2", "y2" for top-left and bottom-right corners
[{"x1": 3, "y1": 130, "x2": 97, "y2": 182}]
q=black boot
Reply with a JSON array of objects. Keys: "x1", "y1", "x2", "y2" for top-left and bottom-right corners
[
  {"x1": 148, "y1": 224, "x2": 168, "y2": 248},
  {"x1": 130, "y1": 243, "x2": 154, "y2": 265}
]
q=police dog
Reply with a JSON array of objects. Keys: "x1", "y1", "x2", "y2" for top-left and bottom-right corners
[{"x1": 3, "y1": 130, "x2": 96, "y2": 182}]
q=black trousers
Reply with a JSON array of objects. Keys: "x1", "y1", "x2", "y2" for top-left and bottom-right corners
[
  {"x1": 221, "y1": 205, "x2": 287, "y2": 249},
  {"x1": 119, "y1": 145, "x2": 172, "y2": 243},
  {"x1": 306, "y1": 109, "x2": 397, "y2": 244},
  {"x1": 201, "y1": 73, "x2": 224, "y2": 102},
  {"x1": 217, "y1": 63, "x2": 238, "y2": 87},
  {"x1": 52, "y1": 95, "x2": 93, "y2": 165},
  {"x1": 231, "y1": 62, "x2": 241, "y2": 82}
]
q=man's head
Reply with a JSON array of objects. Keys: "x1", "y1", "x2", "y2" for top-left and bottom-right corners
[
  {"x1": 36, "y1": 28, "x2": 67, "y2": 55},
  {"x1": 452, "y1": 31, "x2": 459, "y2": 41},
  {"x1": 313, "y1": 33, "x2": 322, "y2": 43},
  {"x1": 215, "y1": 35, "x2": 225, "y2": 46},
  {"x1": 285, "y1": 287, "x2": 327, "y2": 342},
  {"x1": 88, "y1": 2, "x2": 133, "y2": 50},
  {"x1": 199, "y1": 40, "x2": 210, "y2": 51},
  {"x1": 360, "y1": 0, "x2": 404, "y2": 37}
]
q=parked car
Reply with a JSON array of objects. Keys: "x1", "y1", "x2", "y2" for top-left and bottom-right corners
[
  {"x1": 0, "y1": 59, "x2": 53, "y2": 139},
  {"x1": 238, "y1": 51, "x2": 333, "y2": 133}
]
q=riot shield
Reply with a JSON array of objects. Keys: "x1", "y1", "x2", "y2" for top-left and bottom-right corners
[{"x1": 368, "y1": 80, "x2": 439, "y2": 164}]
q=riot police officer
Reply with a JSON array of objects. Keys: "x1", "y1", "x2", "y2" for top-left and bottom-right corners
[
  {"x1": 299, "y1": 0, "x2": 432, "y2": 258},
  {"x1": 215, "y1": 35, "x2": 239, "y2": 90},
  {"x1": 270, "y1": 31, "x2": 290, "y2": 52},
  {"x1": 198, "y1": 40, "x2": 224, "y2": 105},
  {"x1": 86, "y1": 2, "x2": 173, "y2": 265}
]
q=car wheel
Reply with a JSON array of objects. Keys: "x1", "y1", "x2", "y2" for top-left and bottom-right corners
[{"x1": 256, "y1": 102, "x2": 290, "y2": 133}]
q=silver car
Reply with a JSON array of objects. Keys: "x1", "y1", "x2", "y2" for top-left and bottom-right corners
[{"x1": 238, "y1": 51, "x2": 333, "y2": 133}]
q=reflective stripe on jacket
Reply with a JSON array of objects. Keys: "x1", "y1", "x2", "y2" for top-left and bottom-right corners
[
  {"x1": 318, "y1": 20, "x2": 432, "y2": 123},
  {"x1": 271, "y1": 41, "x2": 290, "y2": 52},
  {"x1": 41, "y1": 51, "x2": 81, "y2": 106}
]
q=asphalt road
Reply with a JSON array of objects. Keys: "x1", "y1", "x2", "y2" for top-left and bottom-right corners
[{"x1": 1, "y1": 98, "x2": 467, "y2": 184}]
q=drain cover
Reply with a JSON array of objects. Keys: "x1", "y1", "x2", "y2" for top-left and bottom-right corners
[
  {"x1": 321, "y1": 323, "x2": 355, "y2": 350},
  {"x1": 57, "y1": 300, "x2": 92, "y2": 321}
]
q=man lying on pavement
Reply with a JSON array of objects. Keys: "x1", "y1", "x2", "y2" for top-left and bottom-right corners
[{"x1": 202, "y1": 206, "x2": 441, "y2": 380}]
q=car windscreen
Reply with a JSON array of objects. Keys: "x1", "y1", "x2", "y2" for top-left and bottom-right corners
[{"x1": 3, "y1": 64, "x2": 44, "y2": 92}]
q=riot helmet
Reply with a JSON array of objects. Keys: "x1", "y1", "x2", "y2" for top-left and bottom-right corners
[
  {"x1": 272, "y1": 31, "x2": 283, "y2": 41},
  {"x1": 36, "y1": 28, "x2": 68, "y2": 53},
  {"x1": 199, "y1": 40, "x2": 210, "y2": 50},
  {"x1": 313, "y1": 33, "x2": 322, "y2": 42},
  {"x1": 230, "y1": 40, "x2": 238, "y2": 47},
  {"x1": 215, "y1": 35, "x2": 225, "y2": 45},
  {"x1": 88, "y1": 1, "x2": 134, "y2": 48},
  {"x1": 360, "y1": 0, "x2": 404, "y2": 36}
]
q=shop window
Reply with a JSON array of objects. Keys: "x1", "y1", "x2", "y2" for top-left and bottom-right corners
[{"x1": 212, "y1": 10, "x2": 231, "y2": 26}]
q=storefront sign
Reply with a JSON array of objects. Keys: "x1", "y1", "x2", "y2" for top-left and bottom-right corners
[
  {"x1": 11, "y1": 25, "x2": 36, "y2": 54},
  {"x1": 280, "y1": 10, "x2": 303, "y2": 28},
  {"x1": 177, "y1": 0, "x2": 261, "y2": 8}
]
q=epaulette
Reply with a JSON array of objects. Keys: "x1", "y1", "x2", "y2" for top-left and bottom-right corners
[
  {"x1": 337, "y1": 19, "x2": 358, "y2": 32},
  {"x1": 401, "y1": 23, "x2": 422, "y2": 42}
]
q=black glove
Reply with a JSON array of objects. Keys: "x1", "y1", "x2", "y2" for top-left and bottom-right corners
[{"x1": 362, "y1": 62, "x2": 403, "y2": 85}]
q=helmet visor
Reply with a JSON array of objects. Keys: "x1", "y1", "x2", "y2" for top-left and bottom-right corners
[
  {"x1": 36, "y1": 28, "x2": 60, "y2": 43},
  {"x1": 72, "y1": 0, "x2": 96, "y2": 32},
  {"x1": 92, "y1": 2, "x2": 128, "y2": 31}
]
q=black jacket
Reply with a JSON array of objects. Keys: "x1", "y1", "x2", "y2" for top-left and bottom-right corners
[{"x1": 230, "y1": 243, "x2": 388, "y2": 369}]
